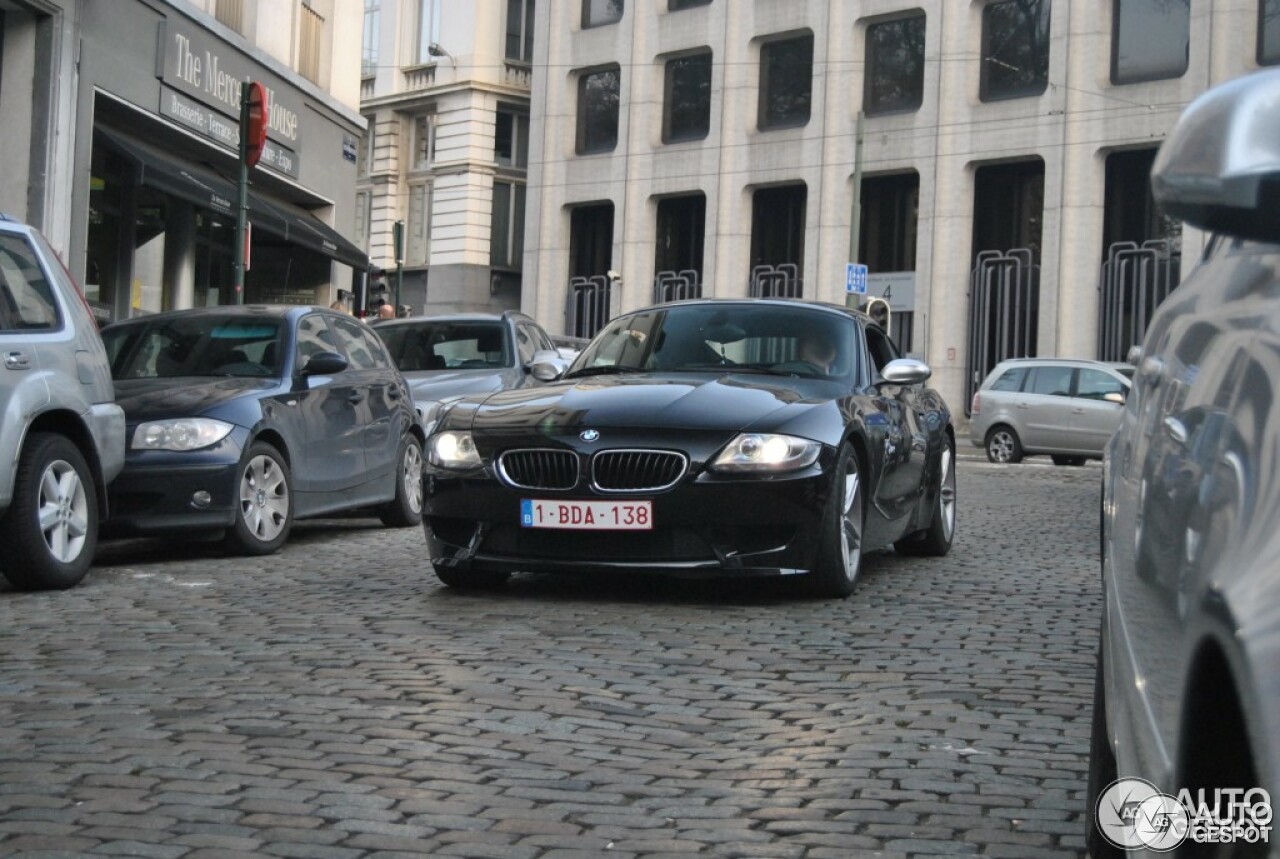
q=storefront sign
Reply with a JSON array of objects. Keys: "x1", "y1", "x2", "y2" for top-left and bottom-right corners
[
  {"x1": 157, "y1": 22, "x2": 303, "y2": 177},
  {"x1": 161, "y1": 86, "x2": 300, "y2": 179}
]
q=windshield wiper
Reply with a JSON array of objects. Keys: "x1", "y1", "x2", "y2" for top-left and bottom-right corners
[{"x1": 564, "y1": 365, "x2": 642, "y2": 378}]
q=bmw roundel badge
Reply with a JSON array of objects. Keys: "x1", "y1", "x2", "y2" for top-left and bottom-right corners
[{"x1": 580, "y1": 429, "x2": 600, "y2": 442}]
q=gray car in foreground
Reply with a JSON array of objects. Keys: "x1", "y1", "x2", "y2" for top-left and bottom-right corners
[
  {"x1": 1089, "y1": 69, "x2": 1280, "y2": 857},
  {"x1": 0, "y1": 216, "x2": 125, "y2": 590}
]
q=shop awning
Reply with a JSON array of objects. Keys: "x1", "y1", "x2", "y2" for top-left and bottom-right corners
[{"x1": 96, "y1": 128, "x2": 367, "y2": 270}]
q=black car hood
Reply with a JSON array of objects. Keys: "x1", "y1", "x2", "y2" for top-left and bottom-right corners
[
  {"x1": 114, "y1": 377, "x2": 276, "y2": 421},
  {"x1": 463, "y1": 372, "x2": 829, "y2": 435}
]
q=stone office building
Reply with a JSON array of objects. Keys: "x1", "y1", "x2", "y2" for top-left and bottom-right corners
[{"x1": 0, "y1": 0, "x2": 367, "y2": 322}]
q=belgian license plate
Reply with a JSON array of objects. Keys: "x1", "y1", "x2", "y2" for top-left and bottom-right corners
[{"x1": 521, "y1": 499, "x2": 653, "y2": 530}]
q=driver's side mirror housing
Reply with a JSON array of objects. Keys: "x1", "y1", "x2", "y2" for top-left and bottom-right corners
[
  {"x1": 881, "y1": 357, "x2": 932, "y2": 386},
  {"x1": 300, "y1": 350, "x2": 348, "y2": 376},
  {"x1": 527, "y1": 349, "x2": 567, "y2": 382},
  {"x1": 1104, "y1": 390, "x2": 1126, "y2": 405}
]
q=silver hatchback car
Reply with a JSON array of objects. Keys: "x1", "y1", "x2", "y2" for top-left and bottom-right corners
[
  {"x1": 0, "y1": 216, "x2": 125, "y2": 589},
  {"x1": 969, "y1": 357, "x2": 1132, "y2": 465}
]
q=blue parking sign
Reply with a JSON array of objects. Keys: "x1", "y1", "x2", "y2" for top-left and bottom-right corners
[{"x1": 846, "y1": 263, "x2": 868, "y2": 295}]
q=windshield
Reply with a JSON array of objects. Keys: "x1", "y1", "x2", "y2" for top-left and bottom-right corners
[
  {"x1": 570, "y1": 303, "x2": 860, "y2": 381},
  {"x1": 375, "y1": 321, "x2": 512, "y2": 371},
  {"x1": 103, "y1": 316, "x2": 284, "y2": 379}
]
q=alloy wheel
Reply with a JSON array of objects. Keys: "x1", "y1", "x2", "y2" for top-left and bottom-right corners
[
  {"x1": 403, "y1": 441, "x2": 424, "y2": 514},
  {"x1": 938, "y1": 445, "x2": 957, "y2": 541},
  {"x1": 37, "y1": 459, "x2": 89, "y2": 564},
  {"x1": 839, "y1": 462, "x2": 864, "y2": 582}
]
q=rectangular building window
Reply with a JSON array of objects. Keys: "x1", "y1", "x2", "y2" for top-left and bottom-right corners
[
  {"x1": 1260, "y1": 0, "x2": 1280, "y2": 65},
  {"x1": 495, "y1": 109, "x2": 530, "y2": 167},
  {"x1": 362, "y1": 0, "x2": 379, "y2": 77},
  {"x1": 750, "y1": 184, "x2": 807, "y2": 297},
  {"x1": 1112, "y1": 0, "x2": 1189, "y2": 84},
  {"x1": 215, "y1": 0, "x2": 244, "y2": 33},
  {"x1": 407, "y1": 182, "x2": 431, "y2": 265},
  {"x1": 355, "y1": 190, "x2": 372, "y2": 251},
  {"x1": 411, "y1": 113, "x2": 436, "y2": 170},
  {"x1": 577, "y1": 66, "x2": 621, "y2": 154},
  {"x1": 298, "y1": 3, "x2": 323, "y2": 84},
  {"x1": 664, "y1": 51, "x2": 712, "y2": 143},
  {"x1": 583, "y1": 0, "x2": 623, "y2": 28},
  {"x1": 669, "y1": 0, "x2": 710, "y2": 9},
  {"x1": 980, "y1": 0, "x2": 1050, "y2": 101},
  {"x1": 491, "y1": 181, "x2": 526, "y2": 269},
  {"x1": 759, "y1": 34, "x2": 813, "y2": 130},
  {"x1": 416, "y1": 0, "x2": 440, "y2": 64},
  {"x1": 865, "y1": 13, "x2": 925, "y2": 115},
  {"x1": 655, "y1": 194, "x2": 705, "y2": 301},
  {"x1": 358, "y1": 115, "x2": 375, "y2": 177},
  {"x1": 506, "y1": 0, "x2": 535, "y2": 62}
]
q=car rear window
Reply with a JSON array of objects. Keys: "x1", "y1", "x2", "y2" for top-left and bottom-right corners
[{"x1": 0, "y1": 233, "x2": 60, "y2": 332}]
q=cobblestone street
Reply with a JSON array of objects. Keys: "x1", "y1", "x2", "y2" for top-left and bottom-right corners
[{"x1": 0, "y1": 458, "x2": 1101, "y2": 858}]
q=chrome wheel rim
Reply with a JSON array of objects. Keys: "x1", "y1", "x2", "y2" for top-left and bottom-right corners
[
  {"x1": 939, "y1": 445, "x2": 957, "y2": 540},
  {"x1": 38, "y1": 459, "x2": 89, "y2": 563},
  {"x1": 238, "y1": 454, "x2": 289, "y2": 543},
  {"x1": 839, "y1": 461, "x2": 864, "y2": 582},
  {"x1": 988, "y1": 431, "x2": 1015, "y2": 463},
  {"x1": 403, "y1": 441, "x2": 424, "y2": 514}
]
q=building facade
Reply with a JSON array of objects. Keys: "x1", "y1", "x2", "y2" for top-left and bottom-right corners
[
  {"x1": 357, "y1": 0, "x2": 534, "y2": 315},
  {"x1": 523, "y1": 0, "x2": 1268, "y2": 414},
  {"x1": 0, "y1": 0, "x2": 366, "y2": 323}
]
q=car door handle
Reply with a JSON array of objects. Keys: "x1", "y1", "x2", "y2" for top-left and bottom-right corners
[
  {"x1": 348, "y1": 392, "x2": 365, "y2": 405},
  {"x1": 1072, "y1": 407, "x2": 1086, "y2": 414},
  {"x1": 3, "y1": 351, "x2": 31, "y2": 370},
  {"x1": 387, "y1": 386, "x2": 402, "y2": 400},
  {"x1": 1016, "y1": 403, "x2": 1030, "y2": 409}
]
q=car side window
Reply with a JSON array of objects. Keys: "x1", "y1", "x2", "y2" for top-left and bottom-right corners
[
  {"x1": 0, "y1": 233, "x2": 60, "y2": 332},
  {"x1": 1076, "y1": 369, "x2": 1126, "y2": 400},
  {"x1": 330, "y1": 316, "x2": 378, "y2": 370},
  {"x1": 1028, "y1": 366, "x2": 1073, "y2": 397},
  {"x1": 356, "y1": 324, "x2": 392, "y2": 369},
  {"x1": 863, "y1": 325, "x2": 900, "y2": 375},
  {"x1": 515, "y1": 324, "x2": 538, "y2": 364},
  {"x1": 296, "y1": 314, "x2": 337, "y2": 368},
  {"x1": 990, "y1": 368, "x2": 1026, "y2": 391}
]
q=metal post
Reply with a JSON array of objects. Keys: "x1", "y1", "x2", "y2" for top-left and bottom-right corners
[
  {"x1": 234, "y1": 83, "x2": 251, "y2": 305},
  {"x1": 846, "y1": 110, "x2": 865, "y2": 309},
  {"x1": 393, "y1": 220, "x2": 405, "y2": 314}
]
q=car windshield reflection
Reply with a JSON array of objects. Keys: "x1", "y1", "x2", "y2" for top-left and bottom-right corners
[
  {"x1": 569, "y1": 304, "x2": 860, "y2": 381},
  {"x1": 103, "y1": 316, "x2": 284, "y2": 379}
]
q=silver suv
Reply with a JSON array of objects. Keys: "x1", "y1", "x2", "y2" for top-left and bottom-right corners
[
  {"x1": 0, "y1": 216, "x2": 124, "y2": 589},
  {"x1": 969, "y1": 358, "x2": 1132, "y2": 465}
]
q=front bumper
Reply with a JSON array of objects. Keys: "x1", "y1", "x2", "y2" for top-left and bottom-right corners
[
  {"x1": 102, "y1": 435, "x2": 243, "y2": 537},
  {"x1": 423, "y1": 460, "x2": 836, "y2": 579}
]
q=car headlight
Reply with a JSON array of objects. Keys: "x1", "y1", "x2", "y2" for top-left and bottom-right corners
[
  {"x1": 430, "y1": 430, "x2": 482, "y2": 468},
  {"x1": 710, "y1": 433, "x2": 822, "y2": 473},
  {"x1": 131, "y1": 418, "x2": 234, "y2": 451}
]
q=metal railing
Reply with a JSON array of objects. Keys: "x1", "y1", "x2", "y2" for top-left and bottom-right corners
[
  {"x1": 654, "y1": 269, "x2": 701, "y2": 304},
  {"x1": 566, "y1": 275, "x2": 614, "y2": 339},
  {"x1": 966, "y1": 248, "x2": 1039, "y2": 414},
  {"x1": 1097, "y1": 239, "x2": 1180, "y2": 362},
  {"x1": 749, "y1": 263, "x2": 802, "y2": 298}
]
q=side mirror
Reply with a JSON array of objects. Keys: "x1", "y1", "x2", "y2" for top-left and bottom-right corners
[
  {"x1": 527, "y1": 349, "x2": 567, "y2": 382},
  {"x1": 1104, "y1": 391, "x2": 1126, "y2": 405},
  {"x1": 881, "y1": 357, "x2": 932, "y2": 386},
  {"x1": 301, "y1": 350, "x2": 349, "y2": 376}
]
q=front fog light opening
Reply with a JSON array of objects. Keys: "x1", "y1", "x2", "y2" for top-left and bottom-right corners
[{"x1": 191, "y1": 490, "x2": 212, "y2": 509}]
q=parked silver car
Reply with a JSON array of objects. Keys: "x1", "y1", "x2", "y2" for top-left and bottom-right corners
[
  {"x1": 1089, "y1": 69, "x2": 1280, "y2": 857},
  {"x1": 969, "y1": 357, "x2": 1132, "y2": 465},
  {"x1": 371, "y1": 312, "x2": 567, "y2": 433},
  {"x1": 0, "y1": 216, "x2": 125, "y2": 589}
]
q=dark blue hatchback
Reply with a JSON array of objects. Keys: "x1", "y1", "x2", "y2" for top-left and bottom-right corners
[{"x1": 100, "y1": 305, "x2": 424, "y2": 554}]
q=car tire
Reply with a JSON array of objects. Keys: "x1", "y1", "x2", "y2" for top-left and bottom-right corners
[
  {"x1": 1085, "y1": 642, "x2": 1124, "y2": 859},
  {"x1": 378, "y1": 434, "x2": 424, "y2": 528},
  {"x1": 896, "y1": 434, "x2": 957, "y2": 557},
  {"x1": 224, "y1": 442, "x2": 292, "y2": 556},
  {"x1": 433, "y1": 565, "x2": 510, "y2": 590},
  {"x1": 985, "y1": 426, "x2": 1024, "y2": 464},
  {"x1": 0, "y1": 433, "x2": 97, "y2": 591},
  {"x1": 1052, "y1": 455, "x2": 1088, "y2": 467},
  {"x1": 804, "y1": 443, "x2": 864, "y2": 599}
]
